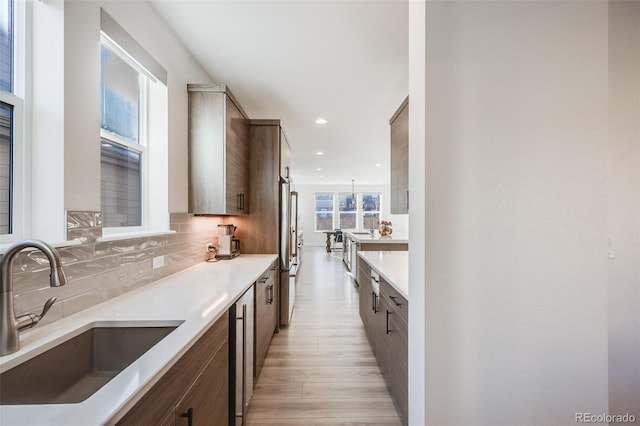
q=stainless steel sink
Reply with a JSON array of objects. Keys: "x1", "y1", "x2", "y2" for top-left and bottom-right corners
[{"x1": 0, "y1": 321, "x2": 183, "y2": 405}]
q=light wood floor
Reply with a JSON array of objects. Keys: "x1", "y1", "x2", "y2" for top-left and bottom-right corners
[{"x1": 247, "y1": 247, "x2": 402, "y2": 426}]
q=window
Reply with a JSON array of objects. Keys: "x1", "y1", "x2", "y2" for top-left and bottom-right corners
[
  {"x1": 0, "y1": 102, "x2": 12, "y2": 234},
  {"x1": 99, "y1": 9, "x2": 169, "y2": 236},
  {"x1": 0, "y1": 0, "x2": 25, "y2": 241},
  {"x1": 0, "y1": 0, "x2": 12, "y2": 93},
  {"x1": 338, "y1": 192, "x2": 357, "y2": 229},
  {"x1": 100, "y1": 41, "x2": 146, "y2": 228},
  {"x1": 314, "y1": 193, "x2": 334, "y2": 231},
  {"x1": 315, "y1": 191, "x2": 383, "y2": 232},
  {"x1": 362, "y1": 192, "x2": 381, "y2": 229}
]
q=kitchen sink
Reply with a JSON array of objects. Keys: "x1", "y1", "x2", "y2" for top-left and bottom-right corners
[{"x1": 0, "y1": 321, "x2": 183, "y2": 405}]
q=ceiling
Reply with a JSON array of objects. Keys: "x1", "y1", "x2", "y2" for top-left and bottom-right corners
[{"x1": 149, "y1": 0, "x2": 408, "y2": 185}]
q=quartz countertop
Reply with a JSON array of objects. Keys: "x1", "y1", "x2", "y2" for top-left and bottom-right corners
[
  {"x1": 0, "y1": 254, "x2": 278, "y2": 426},
  {"x1": 343, "y1": 230, "x2": 409, "y2": 244},
  {"x1": 358, "y1": 251, "x2": 408, "y2": 299}
]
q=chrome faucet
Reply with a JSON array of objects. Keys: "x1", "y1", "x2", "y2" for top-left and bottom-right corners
[{"x1": 0, "y1": 240, "x2": 67, "y2": 356}]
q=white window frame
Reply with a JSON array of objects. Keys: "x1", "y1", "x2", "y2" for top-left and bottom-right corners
[
  {"x1": 314, "y1": 192, "x2": 335, "y2": 232},
  {"x1": 99, "y1": 35, "x2": 149, "y2": 235},
  {"x1": 338, "y1": 191, "x2": 358, "y2": 230},
  {"x1": 361, "y1": 192, "x2": 382, "y2": 230},
  {"x1": 0, "y1": 0, "x2": 29, "y2": 245}
]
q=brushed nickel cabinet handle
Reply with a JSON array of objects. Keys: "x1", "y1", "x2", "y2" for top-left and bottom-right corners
[{"x1": 267, "y1": 285, "x2": 274, "y2": 304}]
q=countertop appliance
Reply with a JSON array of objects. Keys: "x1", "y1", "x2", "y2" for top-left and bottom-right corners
[
  {"x1": 229, "y1": 285, "x2": 254, "y2": 426},
  {"x1": 217, "y1": 224, "x2": 240, "y2": 260}
]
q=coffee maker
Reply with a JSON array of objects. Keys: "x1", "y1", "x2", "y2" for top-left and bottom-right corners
[{"x1": 216, "y1": 224, "x2": 240, "y2": 259}]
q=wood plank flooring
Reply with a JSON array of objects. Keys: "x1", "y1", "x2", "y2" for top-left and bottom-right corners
[{"x1": 247, "y1": 247, "x2": 402, "y2": 426}]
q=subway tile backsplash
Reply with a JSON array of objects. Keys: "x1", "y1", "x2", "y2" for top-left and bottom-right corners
[{"x1": 12, "y1": 212, "x2": 224, "y2": 324}]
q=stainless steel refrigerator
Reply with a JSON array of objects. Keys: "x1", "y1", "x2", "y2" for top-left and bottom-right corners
[{"x1": 279, "y1": 177, "x2": 295, "y2": 325}]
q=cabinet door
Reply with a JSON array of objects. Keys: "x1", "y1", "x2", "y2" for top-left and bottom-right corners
[
  {"x1": 226, "y1": 96, "x2": 250, "y2": 214},
  {"x1": 387, "y1": 312, "x2": 408, "y2": 424},
  {"x1": 254, "y1": 263, "x2": 278, "y2": 379},
  {"x1": 390, "y1": 98, "x2": 409, "y2": 214},
  {"x1": 381, "y1": 278, "x2": 408, "y2": 424},
  {"x1": 175, "y1": 338, "x2": 229, "y2": 426},
  {"x1": 117, "y1": 315, "x2": 229, "y2": 425},
  {"x1": 358, "y1": 266, "x2": 372, "y2": 330},
  {"x1": 280, "y1": 128, "x2": 291, "y2": 179},
  {"x1": 375, "y1": 295, "x2": 390, "y2": 377}
]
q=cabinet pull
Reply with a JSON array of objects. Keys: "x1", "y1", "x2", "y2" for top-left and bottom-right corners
[
  {"x1": 389, "y1": 295, "x2": 402, "y2": 307},
  {"x1": 180, "y1": 407, "x2": 193, "y2": 426},
  {"x1": 406, "y1": 189, "x2": 409, "y2": 210},
  {"x1": 371, "y1": 291, "x2": 375, "y2": 312},
  {"x1": 237, "y1": 193, "x2": 242, "y2": 211},
  {"x1": 386, "y1": 310, "x2": 391, "y2": 335},
  {"x1": 259, "y1": 277, "x2": 268, "y2": 283},
  {"x1": 236, "y1": 304, "x2": 247, "y2": 424},
  {"x1": 267, "y1": 284, "x2": 274, "y2": 304}
]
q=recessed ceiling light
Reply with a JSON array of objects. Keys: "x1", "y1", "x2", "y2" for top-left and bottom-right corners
[
  {"x1": 316, "y1": 168, "x2": 323, "y2": 171},
  {"x1": 315, "y1": 118, "x2": 328, "y2": 125},
  {"x1": 375, "y1": 163, "x2": 382, "y2": 167},
  {"x1": 316, "y1": 151, "x2": 325, "y2": 156},
  {"x1": 319, "y1": 175, "x2": 325, "y2": 178}
]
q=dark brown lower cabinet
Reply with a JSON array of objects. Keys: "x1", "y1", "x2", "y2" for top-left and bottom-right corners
[
  {"x1": 384, "y1": 282, "x2": 408, "y2": 423},
  {"x1": 358, "y1": 261, "x2": 408, "y2": 425},
  {"x1": 254, "y1": 261, "x2": 279, "y2": 379},
  {"x1": 117, "y1": 314, "x2": 229, "y2": 426}
]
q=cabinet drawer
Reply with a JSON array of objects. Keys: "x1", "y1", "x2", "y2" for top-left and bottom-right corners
[{"x1": 380, "y1": 278, "x2": 408, "y2": 324}]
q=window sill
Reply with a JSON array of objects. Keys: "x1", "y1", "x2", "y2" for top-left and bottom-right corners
[{"x1": 97, "y1": 229, "x2": 176, "y2": 243}]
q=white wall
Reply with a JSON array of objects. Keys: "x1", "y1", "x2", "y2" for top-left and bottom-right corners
[
  {"x1": 31, "y1": 0, "x2": 65, "y2": 241},
  {"x1": 407, "y1": 1, "x2": 426, "y2": 424},
  {"x1": 31, "y1": 0, "x2": 212, "y2": 240},
  {"x1": 416, "y1": 2, "x2": 610, "y2": 424},
  {"x1": 607, "y1": 1, "x2": 640, "y2": 418},
  {"x1": 294, "y1": 183, "x2": 408, "y2": 247}
]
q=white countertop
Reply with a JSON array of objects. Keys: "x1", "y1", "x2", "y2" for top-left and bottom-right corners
[
  {"x1": 343, "y1": 230, "x2": 409, "y2": 244},
  {"x1": 358, "y1": 251, "x2": 408, "y2": 299},
  {"x1": 0, "y1": 254, "x2": 277, "y2": 426}
]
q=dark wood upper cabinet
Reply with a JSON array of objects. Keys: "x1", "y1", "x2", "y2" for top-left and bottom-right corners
[
  {"x1": 390, "y1": 96, "x2": 409, "y2": 214},
  {"x1": 188, "y1": 84, "x2": 250, "y2": 215}
]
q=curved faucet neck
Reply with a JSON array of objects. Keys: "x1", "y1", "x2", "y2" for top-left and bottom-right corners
[{"x1": 0, "y1": 240, "x2": 66, "y2": 294}]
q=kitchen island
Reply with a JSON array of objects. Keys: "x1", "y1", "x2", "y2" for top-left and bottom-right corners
[
  {"x1": 342, "y1": 230, "x2": 408, "y2": 280},
  {"x1": 0, "y1": 254, "x2": 277, "y2": 426},
  {"x1": 358, "y1": 251, "x2": 408, "y2": 299},
  {"x1": 357, "y1": 250, "x2": 409, "y2": 424}
]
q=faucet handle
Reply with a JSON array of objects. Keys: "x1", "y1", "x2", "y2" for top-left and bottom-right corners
[
  {"x1": 16, "y1": 297, "x2": 58, "y2": 331},
  {"x1": 40, "y1": 296, "x2": 57, "y2": 318}
]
